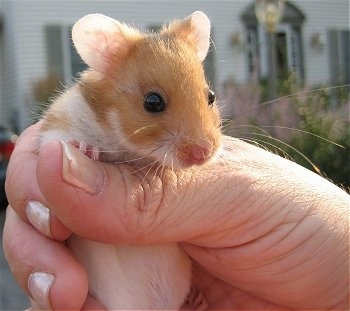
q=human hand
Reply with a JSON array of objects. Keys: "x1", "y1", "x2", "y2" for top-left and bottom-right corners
[
  {"x1": 3, "y1": 123, "x2": 349, "y2": 310},
  {"x1": 3, "y1": 123, "x2": 105, "y2": 310}
]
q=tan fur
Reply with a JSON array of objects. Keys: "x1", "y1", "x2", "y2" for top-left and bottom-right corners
[
  {"x1": 162, "y1": 18, "x2": 200, "y2": 53},
  {"x1": 40, "y1": 94, "x2": 73, "y2": 132},
  {"x1": 79, "y1": 31, "x2": 221, "y2": 166}
]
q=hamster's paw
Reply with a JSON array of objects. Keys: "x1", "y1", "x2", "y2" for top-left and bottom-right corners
[
  {"x1": 181, "y1": 287, "x2": 208, "y2": 311},
  {"x1": 69, "y1": 140, "x2": 100, "y2": 161}
]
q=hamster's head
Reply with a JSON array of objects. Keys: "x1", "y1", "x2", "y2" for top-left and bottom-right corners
[{"x1": 72, "y1": 12, "x2": 221, "y2": 168}]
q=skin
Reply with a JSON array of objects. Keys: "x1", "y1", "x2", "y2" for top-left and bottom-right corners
[{"x1": 3, "y1": 123, "x2": 349, "y2": 310}]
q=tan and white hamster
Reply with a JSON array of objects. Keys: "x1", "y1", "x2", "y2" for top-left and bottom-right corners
[{"x1": 39, "y1": 11, "x2": 221, "y2": 310}]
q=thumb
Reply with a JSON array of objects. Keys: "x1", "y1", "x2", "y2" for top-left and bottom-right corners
[{"x1": 36, "y1": 140, "x2": 245, "y2": 246}]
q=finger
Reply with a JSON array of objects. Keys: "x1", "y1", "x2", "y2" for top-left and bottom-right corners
[
  {"x1": 5, "y1": 123, "x2": 71, "y2": 240},
  {"x1": 29, "y1": 296, "x2": 106, "y2": 310},
  {"x1": 2, "y1": 206, "x2": 104, "y2": 310},
  {"x1": 36, "y1": 139, "x2": 253, "y2": 245},
  {"x1": 190, "y1": 262, "x2": 289, "y2": 311},
  {"x1": 183, "y1": 212, "x2": 349, "y2": 310}
]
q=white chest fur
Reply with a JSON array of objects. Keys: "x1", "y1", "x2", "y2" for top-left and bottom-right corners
[{"x1": 68, "y1": 236, "x2": 192, "y2": 309}]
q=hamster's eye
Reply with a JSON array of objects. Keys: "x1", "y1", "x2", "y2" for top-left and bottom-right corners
[
  {"x1": 144, "y1": 92, "x2": 166, "y2": 113},
  {"x1": 208, "y1": 89, "x2": 216, "y2": 107}
]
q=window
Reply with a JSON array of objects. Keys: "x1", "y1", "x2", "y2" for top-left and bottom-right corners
[
  {"x1": 241, "y1": 1, "x2": 305, "y2": 83},
  {"x1": 45, "y1": 25, "x2": 64, "y2": 80},
  {"x1": 275, "y1": 24, "x2": 303, "y2": 80},
  {"x1": 328, "y1": 29, "x2": 350, "y2": 86},
  {"x1": 246, "y1": 25, "x2": 260, "y2": 79},
  {"x1": 45, "y1": 25, "x2": 86, "y2": 82}
]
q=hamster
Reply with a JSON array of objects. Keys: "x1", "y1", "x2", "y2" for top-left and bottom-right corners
[{"x1": 39, "y1": 11, "x2": 221, "y2": 310}]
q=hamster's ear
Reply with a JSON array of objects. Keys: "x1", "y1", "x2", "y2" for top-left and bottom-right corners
[
  {"x1": 164, "y1": 11, "x2": 211, "y2": 61},
  {"x1": 72, "y1": 14, "x2": 141, "y2": 73}
]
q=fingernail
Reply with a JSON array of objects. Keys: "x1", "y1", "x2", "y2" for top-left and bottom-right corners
[
  {"x1": 28, "y1": 272, "x2": 54, "y2": 310},
  {"x1": 26, "y1": 201, "x2": 51, "y2": 238},
  {"x1": 61, "y1": 141, "x2": 105, "y2": 195}
]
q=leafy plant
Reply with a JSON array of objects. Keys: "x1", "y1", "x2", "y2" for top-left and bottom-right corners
[{"x1": 222, "y1": 74, "x2": 350, "y2": 191}]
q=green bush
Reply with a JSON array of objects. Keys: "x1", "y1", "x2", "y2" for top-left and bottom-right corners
[
  {"x1": 223, "y1": 73, "x2": 349, "y2": 191},
  {"x1": 286, "y1": 87, "x2": 350, "y2": 190}
]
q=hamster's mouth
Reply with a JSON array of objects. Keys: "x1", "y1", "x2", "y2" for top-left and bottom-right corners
[
  {"x1": 142, "y1": 138, "x2": 221, "y2": 169},
  {"x1": 69, "y1": 137, "x2": 220, "y2": 169}
]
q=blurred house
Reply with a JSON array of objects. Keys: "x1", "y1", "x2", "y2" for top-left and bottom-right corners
[{"x1": 0, "y1": 0, "x2": 349, "y2": 131}]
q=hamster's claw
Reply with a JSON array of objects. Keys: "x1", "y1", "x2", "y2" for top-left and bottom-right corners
[
  {"x1": 68, "y1": 140, "x2": 100, "y2": 161},
  {"x1": 90, "y1": 146, "x2": 100, "y2": 161},
  {"x1": 78, "y1": 140, "x2": 88, "y2": 154},
  {"x1": 181, "y1": 287, "x2": 208, "y2": 311}
]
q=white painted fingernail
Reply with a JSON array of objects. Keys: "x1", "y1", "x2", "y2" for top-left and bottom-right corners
[
  {"x1": 26, "y1": 201, "x2": 51, "y2": 237},
  {"x1": 28, "y1": 272, "x2": 54, "y2": 310}
]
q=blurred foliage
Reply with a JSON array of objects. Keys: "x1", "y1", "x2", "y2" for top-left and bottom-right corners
[
  {"x1": 287, "y1": 88, "x2": 350, "y2": 190},
  {"x1": 253, "y1": 71, "x2": 350, "y2": 191},
  {"x1": 222, "y1": 70, "x2": 349, "y2": 191}
]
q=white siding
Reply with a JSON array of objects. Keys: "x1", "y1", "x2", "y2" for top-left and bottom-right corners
[
  {"x1": 0, "y1": 5, "x2": 3, "y2": 125},
  {"x1": 1, "y1": 0, "x2": 349, "y2": 130},
  {"x1": 293, "y1": 0, "x2": 349, "y2": 85},
  {"x1": 1, "y1": 0, "x2": 22, "y2": 130}
]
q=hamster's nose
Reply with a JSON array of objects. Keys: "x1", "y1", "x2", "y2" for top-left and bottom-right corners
[{"x1": 177, "y1": 141, "x2": 214, "y2": 167}]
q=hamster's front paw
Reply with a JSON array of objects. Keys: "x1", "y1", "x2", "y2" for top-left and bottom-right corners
[{"x1": 69, "y1": 140, "x2": 100, "y2": 161}]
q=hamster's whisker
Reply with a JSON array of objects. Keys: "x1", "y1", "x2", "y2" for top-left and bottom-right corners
[
  {"x1": 122, "y1": 158, "x2": 158, "y2": 176},
  {"x1": 239, "y1": 132, "x2": 323, "y2": 175},
  {"x1": 140, "y1": 160, "x2": 159, "y2": 187},
  {"x1": 161, "y1": 128, "x2": 175, "y2": 137},
  {"x1": 122, "y1": 143, "x2": 169, "y2": 168},
  {"x1": 233, "y1": 125, "x2": 344, "y2": 149},
  {"x1": 153, "y1": 138, "x2": 172, "y2": 144}
]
